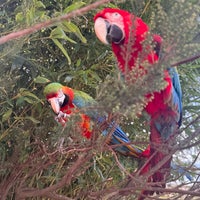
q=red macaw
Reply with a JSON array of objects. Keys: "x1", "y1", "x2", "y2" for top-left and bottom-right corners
[
  {"x1": 43, "y1": 82, "x2": 144, "y2": 158},
  {"x1": 94, "y1": 8, "x2": 182, "y2": 197}
]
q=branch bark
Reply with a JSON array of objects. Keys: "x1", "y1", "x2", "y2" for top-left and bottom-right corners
[
  {"x1": 171, "y1": 53, "x2": 200, "y2": 67},
  {"x1": 89, "y1": 183, "x2": 200, "y2": 200}
]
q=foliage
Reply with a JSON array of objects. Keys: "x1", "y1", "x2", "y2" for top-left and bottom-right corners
[{"x1": 0, "y1": 0, "x2": 200, "y2": 199}]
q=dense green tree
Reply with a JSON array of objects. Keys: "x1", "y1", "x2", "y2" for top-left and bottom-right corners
[{"x1": 0, "y1": 0, "x2": 200, "y2": 199}]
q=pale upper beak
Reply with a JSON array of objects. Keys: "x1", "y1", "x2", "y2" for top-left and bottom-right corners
[
  {"x1": 48, "y1": 97, "x2": 60, "y2": 114},
  {"x1": 94, "y1": 17, "x2": 109, "y2": 44},
  {"x1": 94, "y1": 17, "x2": 125, "y2": 44}
]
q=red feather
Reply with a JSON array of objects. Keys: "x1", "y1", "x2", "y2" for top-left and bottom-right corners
[
  {"x1": 60, "y1": 86, "x2": 93, "y2": 139},
  {"x1": 94, "y1": 8, "x2": 180, "y2": 199}
]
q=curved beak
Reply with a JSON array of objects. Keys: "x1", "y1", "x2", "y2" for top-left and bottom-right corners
[
  {"x1": 94, "y1": 17, "x2": 124, "y2": 44},
  {"x1": 94, "y1": 17, "x2": 109, "y2": 44},
  {"x1": 48, "y1": 97, "x2": 60, "y2": 114}
]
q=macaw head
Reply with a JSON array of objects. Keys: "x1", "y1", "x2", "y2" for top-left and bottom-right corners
[
  {"x1": 94, "y1": 8, "x2": 148, "y2": 45},
  {"x1": 43, "y1": 82, "x2": 74, "y2": 114}
]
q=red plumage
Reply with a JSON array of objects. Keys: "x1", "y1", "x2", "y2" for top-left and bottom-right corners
[
  {"x1": 94, "y1": 8, "x2": 182, "y2": 199},
  {"x1": 46, "y1": 85, "x2": 93, "y2": 139}
]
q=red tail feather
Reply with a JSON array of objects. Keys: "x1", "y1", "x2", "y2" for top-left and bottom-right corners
[{"x1": 138, "y1": 116, "x2": 176, "y2": 199}]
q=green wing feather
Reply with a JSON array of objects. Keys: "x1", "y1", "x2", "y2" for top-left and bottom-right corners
[{"x1": 73, "y1": 90, "x2": 98, "y2": 120}]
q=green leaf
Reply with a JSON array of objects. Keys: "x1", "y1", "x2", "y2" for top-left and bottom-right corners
[
  {"x1": 16, "y1": 96, "x2": 25, "y2": 107},
  {"x1": 15, "y1": 116, "x2": 40, "y2": 124},
  {"x1": 15, "y1": 12, "x2": 24, "y2": 23},
  {"x1": 107, "y1": 3, "x2": 118, "y2": 8},
  {"x1": 63, "y1": 2, "x2": 86, "y2": 14},
  {"x1": 35, "y1": 1, "x2": 46, "y2": 8},
  {"x1": 36, "y1": 10, "x2": 48, "y2": 20},
  {"x1": 76, "y1": 58, "x2": 81, "y2": 67},
  {"x1": 26, "y1": 10, "x2": 33, "y2": 25},
  {"x1": 23, "y1": 97, "x2": 37, "y2": 104},
  {"x1": 62, "y1": 22, "x2": 87, "y2": 43},
  {"x1": 50, "y1": 27, "x2": 76, "y2": 43},
  {"x1": 88, "y1": 71, "x2": 101, "y2": 82},
  {"x1": 26, "y1": 117, "x2": 40, "y2": 124},
  {"x1": 2, "y1": 109, "x2": 12, "y2": 122},
  {"x1": 52, "y1": 38, "x2": 71, "y2": 64},
  {"x1": 34, "y1": 76, "x2": 50, "y2": 84},
  {"x1": 19, "y1": 88, "x2": 42, "y2": 103}
]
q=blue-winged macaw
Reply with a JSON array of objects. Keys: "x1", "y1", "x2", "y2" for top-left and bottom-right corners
[
  {"x1": 94, "y1": 8, "x2": 182, "y2": 197},
  {"x1": 43, "y1": 82, "x2": 144, "y2": 158}
]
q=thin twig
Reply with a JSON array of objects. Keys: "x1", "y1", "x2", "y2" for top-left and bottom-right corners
[
  {"x1": 16, "y1": 153, "x2": 92, "y2": 199},
  {"x1": 171, "y1": 53, "x2": 200, "y2": 67}
]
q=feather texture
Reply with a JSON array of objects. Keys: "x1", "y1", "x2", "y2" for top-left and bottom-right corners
[
  {"x1": 44, "y1": 83, "x2": 144, "y2": 157},
  {"x1": 94, "y1": 8, "x2": 183, "y2": 198}
]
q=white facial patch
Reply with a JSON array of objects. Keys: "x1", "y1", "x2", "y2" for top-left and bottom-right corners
[
  {"x1": 105, "y1": 12, "x2": 125, "y2": 34},
  {"x1": 57, "y1": 89, "x2": 65, "y2": 105}
]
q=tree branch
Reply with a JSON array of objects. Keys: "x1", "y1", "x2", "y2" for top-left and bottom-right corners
[
  {"x1": 172, "y1": 53, "x2": 200, "y2": 67},
  {"x1": 16, "y1": 153, "x2": 93, "y2": 199},
  {"x1": 0, "y1": 0, "x2": 111, "y2": 45}
]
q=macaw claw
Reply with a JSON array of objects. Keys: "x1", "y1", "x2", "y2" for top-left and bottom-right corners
[
  {"x1": 57, "y1": 111, "x2": 70, "y2": 119},
  {"x1": 55, "y1": 111, "x2": 70, "y2": 126}
]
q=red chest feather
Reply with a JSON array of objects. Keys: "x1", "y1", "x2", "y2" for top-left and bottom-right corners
[{"x1": 145, "y1": 71, "x2": 173, "y2": 115}]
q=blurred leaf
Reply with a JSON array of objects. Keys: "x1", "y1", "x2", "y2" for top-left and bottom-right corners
[
  {"x1": 16, "y1": 96, "x2": 25, "y2": 107},
  {"x1": 52, "y1": 38, "x2": 71, "y2": 64},
  {"x1": 26, "y1": 9, "x2": 34, "y2": 25},
  {"x1": 50, "y1": 27, "x2": 76, "y2": 43},
  {"x1": 19, "y1": 88, "x2": 43, "y2": 103},
  {"x1": 63, "y1": 2, "x2": 85, "y2": 13},
  {"x1": 62, "y1": 22, "x2": 87, "y2": 43},
  {"x1": 15, "y1": 116, "x2": 40, "y2": 124},
  {"x1": 34, "y1": 76, "x2": 50, "y2": 84},
  {"x1": 23, "y1": 97, "x2": 37, "y2": 104},
  {"x1": 15, "y1": 0, "x2": 47, "y2": 25},
  {"x1": 15, "y1": 12, "x2": 24, "y2": 23},
  {"x1": 2, "y1": 109, "x2": 12, "y2": 122},
  {"x1": 35, "y1": 1, "x2": 46, "y2": 8},
  {"x1": 76, "y1": 58, "x2": 81, "y2": 67}
]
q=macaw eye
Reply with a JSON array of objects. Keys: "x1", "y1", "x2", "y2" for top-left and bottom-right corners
[{"x1": 112, "y1": 12, "x2": 120, "y2": 18}]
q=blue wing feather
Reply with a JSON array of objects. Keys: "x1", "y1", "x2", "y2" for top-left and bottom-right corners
[
  {"x1": 101, "y1": 121, "x2": 143, "y2": 157},
  {"x1": 168, "y1": 67, "x2": 182, "y2": 126},
  {"x1": 73, "y1": 89, "x2": 143, "y2": 157},
  {"x1": 73, "y1": 90, "x2": 98, "y2": 120},
  {"x1": 154, "y1": 68, "x2": 183, "y2": 139}
]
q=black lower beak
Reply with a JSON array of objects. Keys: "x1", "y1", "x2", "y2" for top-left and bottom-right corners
[{"x1": 106, "y1": 23, "x2": 124, "y2": 44}]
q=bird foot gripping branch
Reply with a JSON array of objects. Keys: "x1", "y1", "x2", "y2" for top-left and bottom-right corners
[{"x1": 55, "y1": 111, "x2": 70, "y2": 126}]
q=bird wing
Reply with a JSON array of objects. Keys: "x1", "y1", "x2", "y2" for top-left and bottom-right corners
[
  {"x1": 168, "y1": 67, "x2": 182, "y2": 127},
  {"x1": 73, "y1": 90, "x2": 144, "y2": 157},
  {"x1": 73, "y1": 90, "x2": 98, "y2": 120}
]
